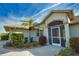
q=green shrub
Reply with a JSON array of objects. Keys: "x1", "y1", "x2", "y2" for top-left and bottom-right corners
[
  {"x1": 0, "y1": 33, "x2": 9, "y2": 40},
  {"x1": 57, "y1": 48, "x2": 74, "y2": 56},
  {"x1": 11, "y1": 32, "x2": 24, "y2": 48}
]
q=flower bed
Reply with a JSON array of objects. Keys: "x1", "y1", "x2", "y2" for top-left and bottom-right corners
[{"x1": 24, "y1": 41, "x2": 42, "y2": 48}]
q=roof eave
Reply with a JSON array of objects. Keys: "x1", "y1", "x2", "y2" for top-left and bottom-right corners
[{"x1": 39, "y1": 10, "x2": 75, "y2": 25}]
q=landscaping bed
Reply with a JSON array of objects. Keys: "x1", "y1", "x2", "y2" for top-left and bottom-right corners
[
  {"x1": 3, "y1": 41, "x2": 45, "y2": 50},
  {"x1": 3, "y1": 32, "x2": 47, "y2": 49},
  {"x1": 56, "y1": 37, "x2": 79, "y2": 56},
  {"x1": 56, "y1": 48, "x2": 74, "y2": 56},
  {"x1": 56, "y1": 48, "x2": 79, "y2": 56}
]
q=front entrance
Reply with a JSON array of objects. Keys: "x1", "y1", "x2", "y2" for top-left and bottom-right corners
[
  {"x1": 51, "y1": 26, "x2": 61, "y2": 46},
  {"x1": 48, "y1": 21, "x2": 66, "y2": 47}
]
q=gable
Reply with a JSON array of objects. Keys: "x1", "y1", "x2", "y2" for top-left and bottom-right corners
[
  {"x1": 39, "y1": 10, "x2": 75, "y2": 26},
  {"x1": 45, "y1": 13, "x2": 68, "y2": 25}
]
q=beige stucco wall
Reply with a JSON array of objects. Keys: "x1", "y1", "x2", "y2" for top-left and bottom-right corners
[
  {"x1": 38, "y1": 23, "x2": 45, "y2": 36},
  {"x1": 38, "y1": 13, "x2": 70, "y2": 38},
  {"x1": 64, "y1": 24, "x2": 70, "y2": 47},
  {"x1": 45, "y1": 13, "x2": 68, "y2": 26},
  {"x1": 41, "y1": 12, "x2": 71, "y2": 47},
  {"x1": 24, "y1": 30, "x2": 39, "y2": 42},
  {"x1": 38, "y1": 13, "x2": 69, "y2": 29},
  {"x1": 69, "y1": 24, "x2": 79, "y2": 38}
]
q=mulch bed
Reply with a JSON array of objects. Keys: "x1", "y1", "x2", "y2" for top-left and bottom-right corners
[{"x1": 3, "y1": 44, "x2": 45, "y2": 50}]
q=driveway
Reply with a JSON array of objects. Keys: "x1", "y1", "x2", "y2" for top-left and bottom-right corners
[{"x1": 0, "y1": 41, "x2": 63, "y2": 56}]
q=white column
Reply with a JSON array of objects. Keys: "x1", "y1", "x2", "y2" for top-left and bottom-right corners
[
  {"x1": 28, "y1": 31, "x2": 30, "y2": 42},
  {"x1": 64, "y1": 24, "x2": 70, "y2": 48},
  {"x1": 44, "y1": 26, "x2": 49, "y2": 45},
  {"x1": 9, "y1": 30, "x2": 12, "y2": 42}
]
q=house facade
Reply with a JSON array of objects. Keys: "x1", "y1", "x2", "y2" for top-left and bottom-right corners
[{"x1": 4, "y1": 10, "x2": 79, "y2": 47}]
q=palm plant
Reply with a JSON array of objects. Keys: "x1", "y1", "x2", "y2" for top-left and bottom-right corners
[
  {"x1": 21, "y1": 18, "x2": 34, "y2": 43},
  {"x1": 9, "y1": 30, "x2": 12, "y2": 41}
]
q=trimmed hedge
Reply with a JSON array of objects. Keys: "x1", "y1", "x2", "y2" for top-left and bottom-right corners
[{"x1": 11, "y1": 32, "x2": 24, "y2": 48}]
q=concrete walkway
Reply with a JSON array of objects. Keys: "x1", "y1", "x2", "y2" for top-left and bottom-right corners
[
  {"x1": 0, "y1": 41, "x2": 63, "y2": 56},
  {"x1": 0, "y1": 40, "x2": 8, "y2": 46}
]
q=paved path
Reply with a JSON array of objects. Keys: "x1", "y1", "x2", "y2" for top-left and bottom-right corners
[
  {"x1": 0, "y1": 41, "x2": 63, "y2": 56},
  {"x1": 0, "y1": 40, "x2": 8, "y2": 46}
]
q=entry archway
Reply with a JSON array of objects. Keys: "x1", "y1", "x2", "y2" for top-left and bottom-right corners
[{"x1": 48, "y1": 21, "x2": 65, "y2": 47}]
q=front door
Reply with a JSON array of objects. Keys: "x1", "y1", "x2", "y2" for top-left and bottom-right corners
[{"x1": 51, "y1": 26, "x2": 61, "y2": 46}]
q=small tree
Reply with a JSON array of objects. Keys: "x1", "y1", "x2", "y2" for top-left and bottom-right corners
[{"x1": 21, "y1": 18, "x2": 34, "y2": 43}]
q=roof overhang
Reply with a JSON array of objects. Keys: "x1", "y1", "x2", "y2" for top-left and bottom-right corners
[
  {"x1": 4, "y1": 24, "x2": 39, "y2": 32},
  {"x1": 40, "y1": 10, "x2": 75, "y2": 24},
  {"x1": 69, "y1": 21, "x2": 79, "y2": 25},
  {"x1": 4, "y1": 25, "x2": 29, "y2": 31}
]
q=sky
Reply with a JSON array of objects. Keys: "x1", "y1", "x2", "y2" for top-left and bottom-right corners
[{"x1": 0, "y1": 3, "x2": 79, "y2": 33}]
